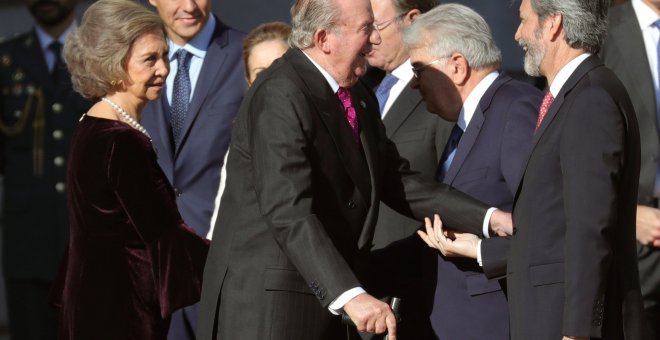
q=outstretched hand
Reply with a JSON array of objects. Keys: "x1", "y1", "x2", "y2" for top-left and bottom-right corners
[{"x1": 417, "y1": 214, "x2": 480, "y2": 259}]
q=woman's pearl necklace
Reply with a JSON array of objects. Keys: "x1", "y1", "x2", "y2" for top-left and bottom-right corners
[{"x1": 101, "y1": 97, "x2": 151, "y2": 139}]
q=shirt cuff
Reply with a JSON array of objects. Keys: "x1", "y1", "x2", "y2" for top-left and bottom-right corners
[
  {"x1": 477, "y1": 239, "x2": 483, "y2": 267},
  {"x1": 482, "y1": 207, "x2": 497, "y2": 238},
  {"x1": 328, "y1": 287, "x2": 366, "y2": 315}
]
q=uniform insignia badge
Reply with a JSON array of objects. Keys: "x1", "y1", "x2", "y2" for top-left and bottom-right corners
[
  {"x1": 12, "y1": 69, "x2": 24, "y2": 82},
  {"x1": 1, "y1": 54, "x2": 10, "y2": 66}
]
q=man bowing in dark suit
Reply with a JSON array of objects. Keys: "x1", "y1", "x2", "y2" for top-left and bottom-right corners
[
  {"x1": 197, "y1": 0, "x2": 513, "y2": 339},
  {"x1": 404, "y1": 4, "x2": 541, "y2": 339},
  {"x1": 601, "y1": 0, "x2": 660, "y2": 336},
  {"x1": 365, "y1": 0, "x2": 452, "y2": 337},
  {"x1": 142, "y1": 0, "x2": 245, "y2": 339},
  {"x1": 423, "y1": 0, "x2": 648, "y2": 339}
]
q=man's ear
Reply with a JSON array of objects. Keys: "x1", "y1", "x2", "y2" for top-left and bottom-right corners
[
  {"x1": 449, "y1": 53, "x2": 469, "y2": 86},
  {"x1": 546, "y1": 13, "x2": 563, "y2": 42},
  {"x1": 314, "y1": 28, "x2": 331, "y2": 53},
  {"x1": 402, "y1": 9, "x2": 421, "y2": 26}
]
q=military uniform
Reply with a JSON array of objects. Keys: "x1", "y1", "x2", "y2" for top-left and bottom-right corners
[{"x1": 0, "y1": 29, "x2": 90, "y2": 339}]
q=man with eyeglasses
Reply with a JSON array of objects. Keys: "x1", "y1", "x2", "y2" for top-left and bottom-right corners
[
  {"x1": 364, "y1": 0, "x2": 452, "y2": 338},
  {"x1": 403, "y1": 4, "x2": 541, "y2": 339}
]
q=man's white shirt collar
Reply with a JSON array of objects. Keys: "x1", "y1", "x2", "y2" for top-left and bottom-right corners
[
  {"x1": 457, "y1": 71, "x2": 499, "y2": 131},
  {"x1": 168, "y1": 14, "x2": 216, "y2": 60},
  {"x1": 303, "y1": 50, "x2": 340, "y2": 93},
  {"x1": 549, "y1": 53, "x2": 591, "y2": 97}
]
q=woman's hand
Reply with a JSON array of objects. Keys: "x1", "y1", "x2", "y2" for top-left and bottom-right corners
[{"x1": 417, "y1": 214, "x2": 480, "y2": 259}]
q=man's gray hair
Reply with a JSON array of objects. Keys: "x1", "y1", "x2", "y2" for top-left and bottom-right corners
[
  {"x1": 403, "y1": 3, "x2": 502, "y2": 70},
  {"x1": 289, "y1": 0, "x2": 340, "y2": 49},
  {"x1": 531, "y1": 0, "x2": 609, "y2": 53},
  {"x1": 391, "y1": 0, "x2": 438, "y2": 14}
]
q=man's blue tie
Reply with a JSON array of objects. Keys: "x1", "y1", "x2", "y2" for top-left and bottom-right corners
[
  {"x1": 171, "y1": 49, "x2": 192, "y2": 148},
  {"x1": 376, "y1": 73, "x2": 398, "y2": 115},
  {"x1": 435, "y1": 124, "x2": 463, "y2": 182}
]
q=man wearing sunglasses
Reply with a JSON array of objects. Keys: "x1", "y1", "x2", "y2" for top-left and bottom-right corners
[{"x1": 403, "y1": 4, "x2": 541, "y2": 339}]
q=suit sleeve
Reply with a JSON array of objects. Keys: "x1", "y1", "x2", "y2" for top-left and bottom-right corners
[
  {"x1": 248, "y1": 78, "x2": 360, "y2": 307},
  {"x1": 500, "y1": 88, "x2": 539, "y2": 194},
  {"x1": 377, "y1": 116, "x2": 490, "y2": 236},
  {"x1": 559, "y1": 86, "x2": 623, "y2": 336},
  {"x1": 480, "y1": 237, "x2": 510, "y2": 279},
  {"x1": 108, "y1": 130, "x2": 209, "y2": 318}
]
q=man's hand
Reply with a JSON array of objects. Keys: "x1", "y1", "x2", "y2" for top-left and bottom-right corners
[
  {"x1": 417, "y1": 214, "x2": 480, "y2": 259},
  {"x1": 636, "y1": 205, "x2": 660, "y2": 247},
  {"x1": 562, "y1": 336, "x2": 588, "y2": 340},
  {"x1": 343, "y1": 293, "x2": 397, "y2": 339},
  {"x1": 489, "y1": 209, "x2": 513, "y2": 236}
]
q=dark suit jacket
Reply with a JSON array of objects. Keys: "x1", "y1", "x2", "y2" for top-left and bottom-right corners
[
  {"x1": 483, "y1": 56, "x2": 646, "y2": 339},
  {"x1": 0, "y1": 30, "x2": 90, "y2": 281},
  {"x1": 369, "y1": 80, "x2": 452, "y2": 340},
  {"x1": 601, "y1": 1, "x2": 660, "y2": 316},
  {"x1": 141, "y1": 18, "x2": 245, "y2": 236},
  {"x1": 431, "y1": 74, "x2": 540, "y2": 340},
  {"x1": 197, "y1": 48, "x2": 490, "y2": 340}
]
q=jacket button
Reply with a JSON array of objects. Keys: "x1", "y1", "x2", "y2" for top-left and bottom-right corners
[
  {"x1": 55, "y1": 182, "x2": 66, "y2": 193},
  {"x1": 52, "y1": 103, "x2": 63, "y2": 113},
  {"x1": 347, "y1": 200, "x2": 357, "y2": 209},
  {"x1": 53, "y1": 156, "x2": 65, "y2": 167},
  {"x1": 52, "y1": 130, "x2": 63, "y2": 140},
  {"x1": 512, "y1": 227, "x2": 518, "y2": 235}
]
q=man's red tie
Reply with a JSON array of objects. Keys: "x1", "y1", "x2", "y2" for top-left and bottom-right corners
[
  {"x1": 535, "y1": 91, "x2": 554, "y2": 131},
  {"x1": 337, "y1": 87, "x2": 360, "y2": 143}
]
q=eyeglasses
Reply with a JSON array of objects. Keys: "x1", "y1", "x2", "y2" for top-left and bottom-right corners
[
  {"x1": 372, "y1": 13, "x2": 405, "y2": 31},
  {"x1": 412, "y1": 60, "x2": 441, "y2": 78}
]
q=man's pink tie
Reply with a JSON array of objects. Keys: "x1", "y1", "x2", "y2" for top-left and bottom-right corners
[
  {"x1": 337, "y1": 87, "x2": 360, "y2": 143},
  {"x1": 535, "y1": 91, "x2": 554, "y2": 131}
]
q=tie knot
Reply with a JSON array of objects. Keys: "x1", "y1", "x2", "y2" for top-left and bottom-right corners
[
  {"x1": 48, "y1": 41, "x2": 62, "y2": 52},
  {"x1": 337, "y1": 87, "x2": 352, "y2": 105},
  {"x1": 48, "y1": 41, "x2": 62, "y2": 56},
  {"x1": 175, "y1": 49, "x2": 191, "y2": 70},
  {"x1": 653, "y1": 19, "x2": 660, "y2": 29},
  {"x1": 541, "y1": 91, "x2": 554, "y2": 107},
  {"x1": 379, "y1": 73, "x2": 398, "y2": 91}
]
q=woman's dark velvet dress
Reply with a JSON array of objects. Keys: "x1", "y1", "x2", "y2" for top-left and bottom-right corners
[{"x1": 50, "y1": 116, "x2": 209, "y2": 340}]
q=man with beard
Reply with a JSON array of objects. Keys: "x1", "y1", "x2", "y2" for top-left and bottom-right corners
[
  {"x1": 0, "y1": 0, "x2": 90, "y2": 339},
  {"x1": 421, "y1": 0, "x2": 648, "y2": 339}
]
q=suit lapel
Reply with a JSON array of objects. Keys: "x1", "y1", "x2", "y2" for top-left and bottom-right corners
[
  {"x1": 355, "y1": 84, "x2": 380, "y2": 248},
  {"x1": 174, "y1": 19, "x2": 230, "y2": 157},
  {"x1": 150, "y1": 94, "x2": 175, "y2": 166},
  {"x1": 514, "y1": 56, "x2": 601, "y2": 200},
  {"x1": 444, "y1": 74, "x2": 510, "y2": 184},
  {"x1": 288, "y1": 50, "x2": 372, "y2": 203},
  {"x1": 382, "y1": 82, "x2": 420, "y2": 138}
]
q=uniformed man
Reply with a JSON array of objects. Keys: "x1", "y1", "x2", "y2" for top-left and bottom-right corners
[{"x1": 0, "y1": 0, "x2": 90, "y2": 338}]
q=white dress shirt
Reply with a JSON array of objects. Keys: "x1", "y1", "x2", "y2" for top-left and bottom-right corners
[{"x1": 380, "y1": 59, "x2": 414, "y2": 118}]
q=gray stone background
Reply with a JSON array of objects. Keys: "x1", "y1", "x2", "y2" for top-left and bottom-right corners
[{"x1": 0, "y1": 1, "x2": 525, "y2": 338}]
